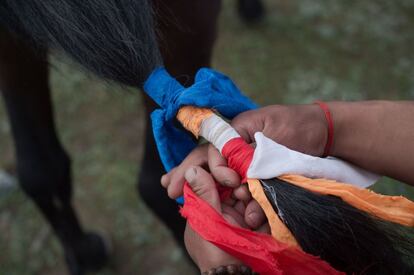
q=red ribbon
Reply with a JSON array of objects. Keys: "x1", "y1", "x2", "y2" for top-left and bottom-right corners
[
  {"x1": 181, "y1": 183, "x2": 343, "y2": 275},
  {"x1": 222, "y1": 137, "x2": 254, "y2": 183}
]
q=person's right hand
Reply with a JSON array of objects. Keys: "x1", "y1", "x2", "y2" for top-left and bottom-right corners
[{"x1": 231, "y1": 104, "x2": 328, "y2": 156}]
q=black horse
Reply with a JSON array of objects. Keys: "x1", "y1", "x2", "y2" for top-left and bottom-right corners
[{"x1": 0, "y1": 0, "x2": 263, "y2": 274}]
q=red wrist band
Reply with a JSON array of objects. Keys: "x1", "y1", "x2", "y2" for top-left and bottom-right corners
[{"x1": 314, "y1": 101, "x2": 334, "y2": 157}]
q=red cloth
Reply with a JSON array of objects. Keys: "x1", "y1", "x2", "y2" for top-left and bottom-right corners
[
  {"x1": 181, "y1": 183, "x2": 343, "y2": 275},
  {"x1": 222, "y1": 137, "x2": 254, "y2": 183}
]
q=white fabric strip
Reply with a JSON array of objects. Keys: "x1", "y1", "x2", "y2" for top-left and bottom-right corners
[
  {"x1": 247, "y1": 132, "x2": 380, "y2": 188},
  {"x1": 200, "y1": 114, "x2": 240, "y2": 152}
]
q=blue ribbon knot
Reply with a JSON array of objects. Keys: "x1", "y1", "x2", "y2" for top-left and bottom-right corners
[{"x1": 144, "y1": 67, "x2": 257, "y2": 174}]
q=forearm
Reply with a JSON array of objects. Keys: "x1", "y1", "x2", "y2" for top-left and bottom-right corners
[{"x1": 329, "y1": 100, "x2": 414, "y2": 185}]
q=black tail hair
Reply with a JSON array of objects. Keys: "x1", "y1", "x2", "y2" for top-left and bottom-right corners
[
  {"x1": 261, "y1": 178, "x2": 414, "y2": 274},
  {"x1": 0, "y1": 0, "x2": 161, "y2": 86}
]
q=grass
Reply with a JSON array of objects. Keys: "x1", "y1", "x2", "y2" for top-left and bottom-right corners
[{"x1": 1, "y1": 0, "x2": 414, "y2": 274}]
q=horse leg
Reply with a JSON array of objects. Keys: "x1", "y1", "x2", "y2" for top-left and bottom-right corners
[
  {"x1": 138, "y1": 0, "x2": 221, "y2": 247},
  {"x1": 0, "y1": 29, "x2": 108, "y2": 275}
]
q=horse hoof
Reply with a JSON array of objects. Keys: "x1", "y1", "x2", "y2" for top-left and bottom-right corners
[
  {"x1": 65, "y1": 232, "x2": 111, "y2": 275},
  {"x1": 237, "y1": 0, "x2": 265, "y2": 23}
]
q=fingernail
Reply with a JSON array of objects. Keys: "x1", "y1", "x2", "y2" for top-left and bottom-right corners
[
  {"x1": 184, "y1": 167, "x2": 197, "y2": 184},
  {"x1": 222, "y1": 180, "x2": 232, "y2": 187}
]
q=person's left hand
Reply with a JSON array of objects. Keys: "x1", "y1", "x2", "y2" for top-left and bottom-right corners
[
  {"x1": 162, "y1": 144, "x2": 267, "y2": 230},
  {"x1": 182, "y1": 165, "x2": 270, "y2": 273}
]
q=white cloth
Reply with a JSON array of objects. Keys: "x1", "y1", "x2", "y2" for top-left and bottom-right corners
[
  {"x1": 247, "y1": 132, "x2": 380, "y2": 188},
  {"x1": 200, "y1": 114, "x2": 240, "y2": 152}
]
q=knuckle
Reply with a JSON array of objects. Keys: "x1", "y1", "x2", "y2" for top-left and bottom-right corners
[
  {"x1": 186, "y1": 145, "x2": 208, "y2": 165},
  {"x1": 193, "y1": 183, "x2": 214, "y2": 198}
]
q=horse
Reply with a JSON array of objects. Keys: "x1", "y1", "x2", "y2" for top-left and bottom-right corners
[{"x1": 0, "y1": 0, "x2": 264, "y2": 274}]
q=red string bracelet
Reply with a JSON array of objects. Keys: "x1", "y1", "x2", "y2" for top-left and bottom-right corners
[{"x1": 314, "y1": 101, "x2": 334, "y2": 157}]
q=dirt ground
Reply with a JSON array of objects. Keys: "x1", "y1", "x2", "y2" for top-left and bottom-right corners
[{"x1": 1, "y1": 1, "x2": 414, "y2": 274}]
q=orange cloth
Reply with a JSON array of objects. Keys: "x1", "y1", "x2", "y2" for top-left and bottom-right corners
[
  {"x1": 248, "y1": 179, "x2": 299, "y2": 247},
  {"x1": 280, "y1": 174, "x2": 414, "y2": 227},
  {"x1": 176, "y1": 106, "x2": 214, "y2": 137}
]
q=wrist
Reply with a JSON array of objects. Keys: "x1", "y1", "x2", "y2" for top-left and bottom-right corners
[
  {"x1": 326, "y1": 101, "x2": 379, "y2": 159},
  {"x1": 324, "y1": 101, "x2": 352, "y2": 158},
  {"x1": 314, "y1": 101, "x2": 334, "y2": 157}
]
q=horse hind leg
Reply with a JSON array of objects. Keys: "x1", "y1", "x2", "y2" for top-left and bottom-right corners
[
  {"x1": 138, "y1": 0, "x2": 222, "y2": 249},
  {"x1": 0, "y1": 28, "x2": 109, "y2": 275}
]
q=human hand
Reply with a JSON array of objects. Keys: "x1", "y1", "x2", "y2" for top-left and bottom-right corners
[
  {"x1": 231, "y1": 104, "x2": 328, "y2": 156},
  {"x1": 161, "y1": 144, "x2": 266, "y2": 230},
  {"x1": 183, "y1": 165, "x2": 268, "y2": 273}
]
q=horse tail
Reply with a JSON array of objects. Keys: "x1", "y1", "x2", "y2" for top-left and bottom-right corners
[{"x1": 0, "y1": 0, "x2": 161, "y2": 86}]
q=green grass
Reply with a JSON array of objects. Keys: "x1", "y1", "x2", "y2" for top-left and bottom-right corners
[{"x1": 1, "y1": 1, "x2": 414, "y2": 274}]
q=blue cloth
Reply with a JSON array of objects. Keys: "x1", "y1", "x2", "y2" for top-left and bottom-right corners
[{"x1": 144, "y1": 67, "x2": 258, "y2": 203}]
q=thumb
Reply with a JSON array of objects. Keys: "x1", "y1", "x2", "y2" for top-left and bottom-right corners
[
  {"x1": 231, "y1": 110, "x2": 264, "y2": 144},
  {"x1": 185, "y1": 166, "x2": 221, "y2": 212}
]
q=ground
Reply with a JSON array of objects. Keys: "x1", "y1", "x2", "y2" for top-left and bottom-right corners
[{"x1": 1, "y1": 0, "x2": 414, "y2": 274}]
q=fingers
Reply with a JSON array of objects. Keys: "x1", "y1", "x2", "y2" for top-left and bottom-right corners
[
  {"x1": 184, "y1": 165, "x2": 269, "y2": 234},
  {"x1": 244, "y1": 200, "x2": 267, "y2": 230},
  {"x1": 233, "y1": 200, "x2": 246, "y2": 215},
  {"x1": 161, "y1": 167, "x2": 176, "y2": 189},
  {"x1": 165, "y1": 169, "x2": 185, "y2": 199},
  {"x1": 222, "y1": 204, "x2": 248, "y2": 228},
  {"x1": 256, "y1": 223, "x2": 271, "y2": 234},
  {"x1": 161, "y1": 144, "x2": 209, "y2": 199},
  {"x1": 185, "y1": 166, "x2": 221, "y2": 212},
  {"x1": 232, "y1": 185, "x2": 251, "y2": 202},
  {"x1": 208, "y1": 145, "x2": 240, "y2": 188},
  {"x1": 231, "y1": 110, "x2": 264, "y2": 143}
]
